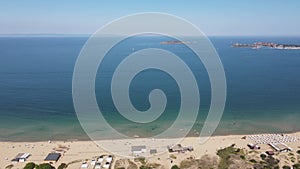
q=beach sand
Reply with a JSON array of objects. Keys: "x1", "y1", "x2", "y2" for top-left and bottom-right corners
[{"x1": 0, "y1": 132, "x2": 299, "y2": 169}]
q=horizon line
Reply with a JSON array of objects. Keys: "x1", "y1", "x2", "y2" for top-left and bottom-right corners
[{"x1": 1, "y1": 33, "x2": 300, "y2": 37}]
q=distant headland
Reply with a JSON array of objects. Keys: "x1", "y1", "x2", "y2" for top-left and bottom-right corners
[
  {"x1": 232, "y1": 42, "x2": 300, "y2": 50},
  {"x1": 160, "y1": 40, "x2": 192, "y2": 45}
]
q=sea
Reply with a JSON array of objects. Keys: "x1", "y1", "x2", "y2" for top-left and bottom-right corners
[{"x1": 0, "y1": 35, "x2": 300, "y2": 141}]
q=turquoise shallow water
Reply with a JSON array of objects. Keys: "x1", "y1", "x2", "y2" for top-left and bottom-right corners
[{"x1": 0, "y1": 36, "x2": 300, "y2": 141}]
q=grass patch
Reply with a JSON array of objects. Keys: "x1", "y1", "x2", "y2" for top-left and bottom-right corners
[
  {"x1": 293, "y1": 163, "x2": 300, "y2": 169},
  {"x1": 58, "y1": 163, "x2": 68, "y2": 169},
  {"x1": 260, "y1": 154, "x2": 267, "y2": 160},
  {"x1": 217, "y1": 144, "x2": 245, "y2": 169},
  {"x1": 5, "y1": 164, "x2": 13, "y2": 169},
  {"x1": 171, "y1": 165, "x2": 180, "y2": 169},
  {"x1": 139, "y1": 166, "x2": 152, "y2": 169},
  {"x1": 170, "y1": 154, "x2": 177, "y2": 159},
  {"x1": 135, "y1": 157, "x2": 147, "y2": 165}
]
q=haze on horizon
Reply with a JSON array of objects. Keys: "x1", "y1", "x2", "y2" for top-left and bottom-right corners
[{"x1": 0, "y1": 0, "x2": 300, "y2": 36}]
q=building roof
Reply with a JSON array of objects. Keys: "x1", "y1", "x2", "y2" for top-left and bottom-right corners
[
  {"x1": 150, "y1": 149, "x2": 157, "y2": 154},
  {"x1": 44, "y1": 153, "x2": 61, "y2": 161},
  {"x1": 11, "y1": 153, "x2": 30, "y2": 162},
  {"x1": 168, "y1": 144, "x2": 184, "y2": 151},
  {"x1": 269, "y1": 143, "x2": 292, "y2": 151},
  {"x1": 131, "y1": 145, "x2": 146, "y2": 152}
]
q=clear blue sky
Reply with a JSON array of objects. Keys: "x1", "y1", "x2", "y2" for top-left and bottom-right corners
[{"x1": 0, "y1": 0, "x2": 300, "y2": 36}]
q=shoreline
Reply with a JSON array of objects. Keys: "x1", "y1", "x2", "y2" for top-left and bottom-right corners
[
  {"x1": 1, "y1": 130, "x2": 300, "y2": 143},
  {"x1": 1, "y1": 131, "x2": 299, "y2": 168}
]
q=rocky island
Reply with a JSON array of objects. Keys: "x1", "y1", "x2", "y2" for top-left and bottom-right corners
[{"x1": 232, "y1": 42, "x2": 300, "y2": 50}]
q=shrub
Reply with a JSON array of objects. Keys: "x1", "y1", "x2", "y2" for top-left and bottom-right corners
[
  {"x1": 293, "y1": 163, "x2": 300, "y2": 169},
  {"x1": 249, "y1": 159, "x2": 257, "y2": 163},
  {"x1": 282, "y1": 166, "x2": 291, "y2": 169},
  {"x1": 36, "y1": 163, "x2": 55, "y2": 169},
  {"x1": 5, "y1": 164, "x2": 14, "y2": 169},
  {"x1": 171, "y1": 165, "x2": 180, "y2": 169},
  {"x1": 170, "y1": 154, "x2": 177, "y2": 159},
  {"x1": 240, "y1": 155, "x2": 245, "y2": 160},
  {"x1": 135, "y1": 157, "x2": 147, "y2": 165},
  {"x1": 58, "y1": 163, "x2": 68, "y2": 169},
  {"x1": 139, "y1": 166, "x2": 152, "y2": 169},
  {"x1": 23, "y1": 162, "x2": 36, "y2": 169},
  {"x1": 260, "y1": 154, "x2": 267, "y2": 160}
]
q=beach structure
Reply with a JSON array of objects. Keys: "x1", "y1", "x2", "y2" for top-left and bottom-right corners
[
  {"x1": 150, "y1": 149, "x2": 158, "y2": 155},
  {"x1": 247, "y1": 143, "x2": 261, "y2": 150},
  {"x1": 44, "y1": 152, "x2": 61, "y2": 163},
  {"x1": 269, "y1": 143, "x2": 292, "y2": 152},
  {"x1": 248, "y1": 134, "x2": 299, "y2": 144},
  {"x1": 167, "y1": 144, "x2": 194, "y2": 153},
  {"x1": 95, "y1": 163, "x2": 101, "y2": 169},
  {"x1": 168, "y1": 144, "x2": 184, "y2": 152},
  {"x1": 90, "y1": 159, "x2": 96, "y2": 166},
  {"x1": 103, "y1": 162, "x2": 110, "y2": 169},
  {"x1": 106, "y1": 155, "x2": 113, "y2": 163},
  {"x1": 266, "y1": 151, "x2": 275, "y2": 156},
  {"x1": 98, "y1": 155, "x2": 104, "y2": 162},
  {"x1": 81, "y1": 162, "x2": 88, "y2": 168},
  {"x1": 131, "y1": 145, "x2": 147, "y2": 154},
  {"x1": 11, "y1": 153, "x2": 30, "y2": 162}
]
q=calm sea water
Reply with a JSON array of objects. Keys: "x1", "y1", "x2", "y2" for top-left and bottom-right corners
[{"x1": 0, "y1": 36, "x2": 300, "y2": 141}]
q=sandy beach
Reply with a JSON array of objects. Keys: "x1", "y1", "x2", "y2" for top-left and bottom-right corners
[{"x1": 0, "y1": 132, "x2": 299, "y2": 169}]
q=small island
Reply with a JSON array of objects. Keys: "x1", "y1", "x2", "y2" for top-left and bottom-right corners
[
  {"x1": 160, "y1": 40, "x2": 191, "y2": 45},
  {"x1": 232, "y1": 42, "x2": 300, "y2": 50}
]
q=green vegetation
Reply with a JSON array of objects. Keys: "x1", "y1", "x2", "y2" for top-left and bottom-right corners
[
  {"x1": 135, "y1": 157, "x2": 147, "y2": 165},
  {"x1": 139, "y1": 166, "x2": 152, "y2": 169},
  {"x1": 169, "y1": 154, "x2": 177, "y2": 159},
  {"x1": 260, "y1": 154, "x2": 267, "y2": 160},
  {"x1": 5, "y1": 164, "x2": 14, "y2": 169},
  {"x1": 297, "y1": 150, "x2": 300, "y2": 155},
  {"x1": 216, "y1": 144, "x2": 245, "y2": 169},
  {"x1": 249, "y1": 159, "x2": 257, "y2": 163},
  {"x1": 58, "y1": 163, "x2": 68, "y2": 169},
  {"x1": 36, "y1": 163, "x2": 55, "y2": 169},
  {"x1": 171, "y1": 165, "x2": 180, "y2": 169},
  {"x1": 283, "y1": 166, "x2": 291, "y2": 169},
  {"x1": 254, "y1": 155, "x2": 280, "y2": 169},
  {"x1": 240, "y1": 155, "x2": 245, "y2": 160},
  {"x1": 24, "y1": 163, "x2": 54, "y2": 169},
  {"x1": 23, "y1": 162, "x2": 36, "y2": 169},
  {"x1": 116, "y1": 168, "x2": 125, "y2": 169},
  {"x1": 293, "y1": 163, "x2": 300, "y2": 169}
]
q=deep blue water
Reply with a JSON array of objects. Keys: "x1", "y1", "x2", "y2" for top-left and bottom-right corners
[{"x1": 0, "y1": 36, "x2": 300, "y2": 141}]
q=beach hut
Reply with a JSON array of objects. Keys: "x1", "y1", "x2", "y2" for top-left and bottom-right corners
[
  {"x1": 81, "y1": 162, "x2": 88, "y2": 168},
  {"x1": 131, "y1": 145, "x2": 146, "y2": 154},
  {"x1": 44, "y1": 153, "x2": 61, "y2": 163},
  {"x1": 11, "y1": 153, "x2": 30, "y2": 162},
  {"x1": 106, "y1": 155, "x2": 113, "y2": 163},
  {"x1": 168, "y1": 144, "x2": 185, "y2": 152},
  {"x1": 150, "y1": 149, "x2": 157, "y2": 155},
  {"x1": 247, "y1": 143, "x2": 260, "y2": 150}
]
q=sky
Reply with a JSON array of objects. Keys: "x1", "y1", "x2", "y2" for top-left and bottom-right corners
[{"x1": 0, "y1": 0, "x2": 300, "y2": 36}]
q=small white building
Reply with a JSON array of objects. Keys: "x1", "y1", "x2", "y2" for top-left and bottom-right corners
[
  {"x1": 131, "y1": 145, "x2": 146, "y2": 154},
  {"x1": 11, "y1": 153, "x2": 30, "y2": 163}
]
